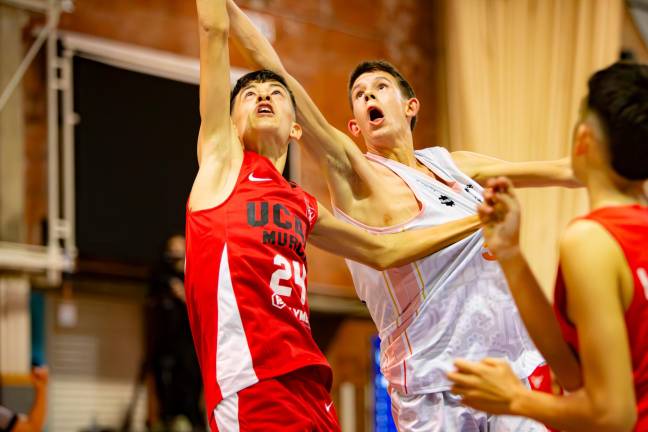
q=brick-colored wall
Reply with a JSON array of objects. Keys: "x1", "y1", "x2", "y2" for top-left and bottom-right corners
[{"x1": 38, "y1": 0, "x2": 445, "y2": 295}]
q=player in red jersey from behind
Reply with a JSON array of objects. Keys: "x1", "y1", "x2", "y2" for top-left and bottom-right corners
[
  {"x1": 448, "y1": 62, "x2": 648, "y2": 431},
  {"x1": 189, "y1": 1, "x2": 481, "y2": 430}
]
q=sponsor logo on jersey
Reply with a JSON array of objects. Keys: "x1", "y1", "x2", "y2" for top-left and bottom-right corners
[
  {"x1": 439, "y1": 195, "x2": 455, "y2": 207},
  {"x1": 247, "y1": 201, "x2": 307, "y2": 258},
  {"x1": 248, "y1": 172, "x2": 272, "y2": 182}
]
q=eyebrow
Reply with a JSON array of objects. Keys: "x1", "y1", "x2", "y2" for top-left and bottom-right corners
[
  {"x1": 351, "y1": 76, "x2": 391, "y2": 95},
  {"x1": 241, "y1": 83, "x2": 286, "y2": 95}
]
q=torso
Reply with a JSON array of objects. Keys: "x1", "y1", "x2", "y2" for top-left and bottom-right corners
[
  {"x1": 554, "y1": 204, "x2": 648, "y2": 430},
  {"x1": 348, "y1": 157, "x2": 451, "y2": 227},
  {"x1": 334, "y1": 147, "x2": 543, "y2": 394},
  {"x1": 185, "y1": 151, "x2": 331, "y2": 420}
]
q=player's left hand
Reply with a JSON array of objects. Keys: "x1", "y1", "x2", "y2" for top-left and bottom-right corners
[{"x1": 447, "y1": 357, "x2": 525, "y2": 415}]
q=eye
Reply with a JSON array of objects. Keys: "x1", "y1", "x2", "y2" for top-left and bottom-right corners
[
  {"x1": 378, "y1": 83, "x2": 387, "y2": 90},
  {"x1": 244, "y1": 90, "x2": 256, "y2": 98},
  {"x1": 272, "y1": 90, "x2": 283, "y2": 96},
  {"x1": 355, "y1": 91, "x2": 364, "y2": 99}
]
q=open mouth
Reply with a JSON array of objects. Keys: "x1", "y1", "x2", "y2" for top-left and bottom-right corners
[
  {"x1": 256, "y1": 103, "x2": 275, "y2": 116},
  {"x1": 368, "y1": 106, "x2": 384, "y2": 124}
]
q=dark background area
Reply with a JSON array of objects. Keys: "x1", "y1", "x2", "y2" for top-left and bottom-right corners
[{"x1": 74, "y1": 58, "x2": 199, "y2": 265}]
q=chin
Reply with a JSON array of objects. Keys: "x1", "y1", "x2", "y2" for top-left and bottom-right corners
[{"x1": 368, "y1": 126, "x2": 396, "y2": 142}]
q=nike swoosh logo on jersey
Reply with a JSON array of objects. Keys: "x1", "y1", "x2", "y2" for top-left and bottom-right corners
[
  {"x1": 325, "y1": 401, "x2": 334, "y2": 412},
  {"x1": 249, "y1": 172, "x2": 272, "y2": 182}
]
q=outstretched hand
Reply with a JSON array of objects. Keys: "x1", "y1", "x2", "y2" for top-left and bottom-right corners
[
  {"x1": 447, "y1": 358, "x2": 525, "y2": 415},
  {"x1": 30, "y1": 366, "x2": 49, "y2": 390},
  {"x1": 478, "y1": 177, "x2": 521, "y2": 257}
]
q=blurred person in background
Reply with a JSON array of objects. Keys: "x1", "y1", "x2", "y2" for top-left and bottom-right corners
[
  {"x1": 449, "y1": 62, "x2": 648, "y2": 432},
  {"x1": 146, "y1": 235, "x2": 204, "y2": 432},
  {"x1": 0, "y1": 367, "x2": 48, "y2": 432}
]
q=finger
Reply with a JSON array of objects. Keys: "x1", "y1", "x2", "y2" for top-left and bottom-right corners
[
  {"x1": 482, "y1": 357, "x2": 506, "y2": 367},
  {"x1": 495, "y1": 177, "x2": 516, "y2": 197},
  {"x1": 478, "y1": 204, "x2": 495, "y2": 223},
  {"x1": 453, "y1": 359, "x2": 484, "y2": 375},
  {"x1": 447, "y1": 371, "x2": 482, "y2": 388},
  {"x1": 494, "y1": 191, "x2": 519, "y2": 213}
]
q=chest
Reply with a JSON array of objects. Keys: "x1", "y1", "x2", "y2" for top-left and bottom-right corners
[
  {"x1": 224, "y1": 182, "x2": 312, "y2": 260},
  {"x1": 353, "y1": 160, "x2": 477, "y2": 228}
]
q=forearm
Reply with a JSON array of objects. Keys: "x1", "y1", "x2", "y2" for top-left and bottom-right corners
[
  {"x1": 511, "y1": 387, "x2": 635, "y2": 432},
  {"x1": 26, "y1": 386, "x2": 46, "y2": 431},
  {"x1": 378, "y1": 215, "x2": 480, "y2": 269},
  {"x1": 310, "y1": 207, "x2": 479, "y2": 270},
  {"x1": 497, "y1": 249, "x2": 582, "y2": 390},
  {"x1": 227, "y1": 0, "x2": 284, "y2": 72},
  {"x1": 504, "y1": 158, "x2": 579, "y2": 188}
]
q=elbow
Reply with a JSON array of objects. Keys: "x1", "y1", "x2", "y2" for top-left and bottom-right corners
[
  {"x1": 371, "y1": 243, "x2": 397, "y2": 271},
  {"x1": 199, "y1": 17, "x2": 229, "y2": 37},
  {"x1": 591, "y1": 405, "x2": 637, "y2": 432}
]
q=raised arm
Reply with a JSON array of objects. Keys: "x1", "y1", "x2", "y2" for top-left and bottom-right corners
[
  {"x1": 309, "y1": 202, "x2": 480, "y2": 270},
  {"x1": 190, "y1": 0, "x2": 244, "y2": 211},
  {"x1": 451, "y1": 151, "x2": 580, "y2": 188},
  {"x1": 226, "y1": 0, "x2": 373, "y2": 210}
]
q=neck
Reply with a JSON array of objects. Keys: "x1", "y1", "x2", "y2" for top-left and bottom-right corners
[
  {"x1": 585, "y1": 168, "x2": 648, "y2": 210},
  {"x1": 365, "y1": 130, "x2": 418, "y2": 167},
  {"x1": 244, "y1": 135, "x2": 289, "y2": 173}
]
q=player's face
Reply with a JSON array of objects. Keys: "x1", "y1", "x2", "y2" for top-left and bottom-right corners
[
  {"x1": 232, "y1": 80, "x2": 299, "y2": 148},
  {"x1": 348, "y1": 71, "x2": 417, "y2": 144}
]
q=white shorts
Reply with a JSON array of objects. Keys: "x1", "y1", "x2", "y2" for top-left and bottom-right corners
[{"x1": 390, "y1": 388, "x2": 547, "y2": 432}]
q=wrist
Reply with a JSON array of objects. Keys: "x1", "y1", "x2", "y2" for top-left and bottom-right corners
[
  {"x1": 494, "y1": 244, "x2": 522, "y2": 261},
  {"x1": 508, "y1": 384, "x2": 532, "y2": 417}
]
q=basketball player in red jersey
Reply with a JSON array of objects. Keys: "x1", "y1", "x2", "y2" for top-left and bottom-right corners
[
  {"x1": 448, "y1": 62, "x2": 648, "y2": 431},
  {"x1": 190, "y1": 1, "x2": 481, "y2": 430}
]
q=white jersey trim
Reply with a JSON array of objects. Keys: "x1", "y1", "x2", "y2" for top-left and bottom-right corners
[
  {"x1": 214, "y1": 392, "x2": 240, "y2": 431},
  {"x1": 216, "y1": 245, "x2": 259, "y2": 398}
]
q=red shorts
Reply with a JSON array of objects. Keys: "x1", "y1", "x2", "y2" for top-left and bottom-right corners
[{"x1": 210, "y1": 367, "x2": 341, "y2": 431}]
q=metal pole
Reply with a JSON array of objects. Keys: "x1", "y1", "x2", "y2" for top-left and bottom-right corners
[
  {"x1": 0, "y1": 22, "x2": 52, "y2": 112},
  {"x1": 61, "y1": 48, "x2": 77, "y2": 264},
  {"x1": 46, "y1": 0, "x2": 61, "y2": 284}
]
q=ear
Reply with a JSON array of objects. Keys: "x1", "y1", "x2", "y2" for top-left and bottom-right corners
[
  {"x1": 347, "y1": 118, "x2": 361, "y2": 137},
  {"x1": 405, "y1": 97, "x2": 420, "y2": 119},
  {"x1": 574, "y1": 123, "x2": 590, "y2": 157},
  {"x1": 290, "y1": 122, "x2": 303, "y2": 141}
]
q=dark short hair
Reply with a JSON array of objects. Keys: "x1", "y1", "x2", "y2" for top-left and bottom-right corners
[
  {"x1": 230, "y1": 69, "x2": 297, "y2": 113},
  {"x1": 587, "y1": 62, "x2": 648, "y2": 180},
  {"x1": 348, "y1": 60, "x2": 417, "y2": 130}
]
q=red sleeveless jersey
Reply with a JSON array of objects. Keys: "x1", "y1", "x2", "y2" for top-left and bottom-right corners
[
  {"x1": 554, "y1": 204, "x2": 648, "y2": 430},
  {"x1": 185, "y1": 151, "x2": 331, "y2": 420}
]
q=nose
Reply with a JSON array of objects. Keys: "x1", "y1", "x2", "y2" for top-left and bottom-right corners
[
  {"x1": 257, "y1": 93, "x2": 271, "y2": 102},
  {"x1": 363, "y1": 92, "x2": 376, "y2": 102}
]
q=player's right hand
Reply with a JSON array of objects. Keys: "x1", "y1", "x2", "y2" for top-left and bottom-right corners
[
  {"x1": 30, "y1": 366, "x2": 49, "y2": 389},
  {"x1": 478, "y1": 177, "x2": 521, "y2": 257}
]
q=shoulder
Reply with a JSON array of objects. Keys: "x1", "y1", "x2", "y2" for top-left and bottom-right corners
[{"x1": 559, "y1": 219, "x2": 625, "y2": 275}]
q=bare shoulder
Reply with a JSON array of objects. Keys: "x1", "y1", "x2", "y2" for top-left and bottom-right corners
[
  {"x1": 189, "y1": 136, "x2": 245, "y2": 212},
  {"x1": 559, "y1": 219, "x2": 625, "y2": 278}
]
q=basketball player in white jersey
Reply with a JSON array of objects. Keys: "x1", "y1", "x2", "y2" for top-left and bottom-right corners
[{"x1": 227, "y1": 2, "x2": 577, "y2": 430}]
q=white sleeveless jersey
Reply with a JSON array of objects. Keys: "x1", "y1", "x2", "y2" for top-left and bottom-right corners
[{"x1": 335, "y1": 147, "x2": 544, "y2": 395}]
